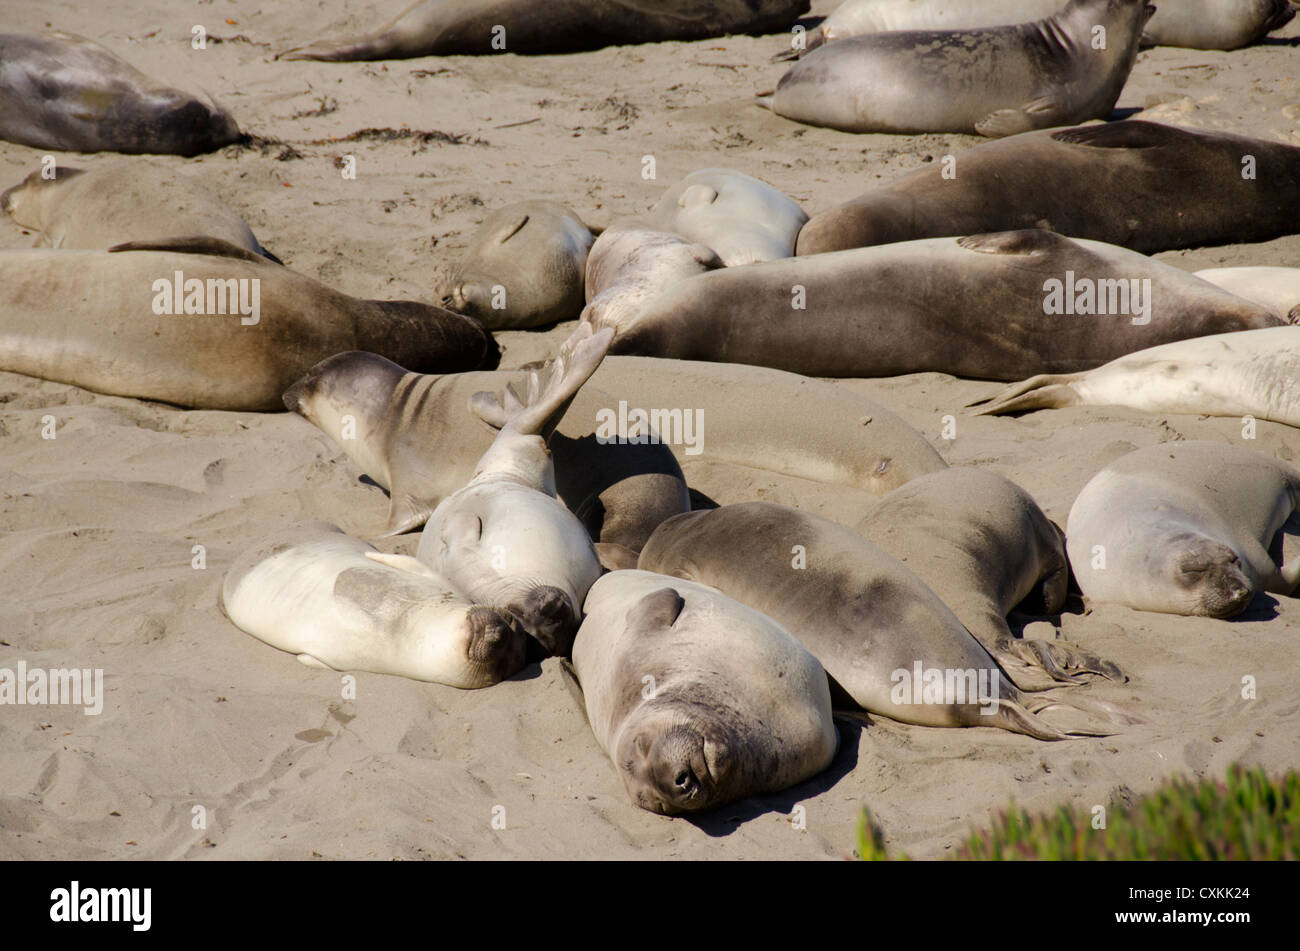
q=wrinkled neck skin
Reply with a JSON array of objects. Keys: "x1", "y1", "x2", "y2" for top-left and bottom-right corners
[
  {"x1": 469, "y1": 432, "x2": 556, "y2": 495},
  {"x1": 1040, "y1": 1, "x2": 1136, "y2": 61}
]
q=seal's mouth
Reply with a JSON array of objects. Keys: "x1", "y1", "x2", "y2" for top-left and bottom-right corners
[{"x1": 1174, "y1": 538, "x2": 1254, "y2": 618}]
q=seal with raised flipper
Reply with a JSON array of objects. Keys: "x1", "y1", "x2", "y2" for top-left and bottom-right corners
[
  {"x1": 760, "y1": 0, "x2": 1153, "y2": 136},
  {"x1": 1067, "y1": 441, "x2": 1300, "y2": 618},
  {"x1": 855, "y1": 468, "x2": 1124, "y2": 690},
  {"x1": 795, "y1": 121, "x2": 1300, "y2": 256},
  {"x1": 639, "y1": 502, "x2": 1122, "y2": 738},
  {"x1": 569, "y1": 568, "x2": 838, "y2": 815},
  {"x1": 440, "y1": 201, "x2": 595, "y2": 331},
  {"x1": 0, "y1": 32, "x2": 241, "y2": 156},
  {"x1": 588, "y1": 229, "x2": 1283, "y2": 380},
  {"x1": 0, "y1": 237, "x2": 498, "y2": 411},
  {"x1": 1, "y1": 161, "x2": 278, "y2": 260},
  {"x1": 277, "y1": 0, "x2": 811, "y2": 60},
  {"x1": 221, "y1": 523, "x2": 528, "y2": 688}
]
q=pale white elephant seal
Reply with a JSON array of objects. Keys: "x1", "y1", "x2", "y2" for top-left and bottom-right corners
[
  {"x1": 761, "y1": 0, "x2": 1153, "y2": 136},
  {"x1": 803, "y1": 0, "x2": 1293, "y2": 51},
  {"x1": 277, "y1": 0, "x2": 811, "y2": 60},
  {"x1": 640, "y1": 502, "x2": 1118, "y2": 739},
  {"x1": 1193, "y1": 267, "x2": 1300, "y2": 323},
  {"x1": 856, "y1": 468, "x2": 1124, "y2": 690},
  {"x1": 647, "y1": 169, "x2": 808, "y2": 267},
  {"x1": 416, "y1": 324, "x2": 611, "y2": 657},
  {"x1": 1067, "y1": 442, "x2": 1300, "y2": 618},
  {"x1": 974, "y1": 327, "x2": 1300, "y2": 427},
  {"x1": 0, "y1": 32, "x2": 241, "y2": 156},
  {"x1": 0, "y1": 238, "x2": 498, "y2": 411},
  {"x1": 1, "y1": 162, "x2": 278, "y2": 260},
  {"x1": 570, "y1": 569, "x2": 838, "y2": 815},
  {"x1": 441, "y1": 201, "x2": 594, "y2": 330},
  {"x1": 221, "y1": 524, "x2": 528, "y2": 688}
]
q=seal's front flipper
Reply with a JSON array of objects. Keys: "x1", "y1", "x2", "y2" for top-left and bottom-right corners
[
  {"x1": 560, "y1": 659, "x2": 589, "y2": 723},
  {"x1": 108, "y1": 235, "x2": 269, "y2": 263},
  {"x1": 364, "y1": 551, "x2": 438, "y2": 579},
  {"x1": 1051, "y1": 120, "x2": 1179, "y2": 150},
  {"x1": 595, "y1": 542, "x2": 640, "y2": 571},
  {"x1": 976, "y1": 95, "x2": 1065, "y2": 138},
  {"x1": 755, "y1": 93, "x2": 776, "y2": 112},
  {"x1": 969, "y1": 374, "x2": 1084, "y2": 415},
  {"x1": 379, "y1": 494, "x2": 433, "y2": 536},
  {"x1": 297, "y1": 654, "x2": 334, "y2": 670}
]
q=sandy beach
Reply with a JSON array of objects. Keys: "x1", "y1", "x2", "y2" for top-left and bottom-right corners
[{"x1": 1, "y1": 0, "x2": 1298, "y2": 860}]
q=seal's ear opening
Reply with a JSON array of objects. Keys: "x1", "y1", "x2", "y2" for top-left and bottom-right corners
[{"x1": 626, "y1": 588, "x2": 686, "y2": 633}]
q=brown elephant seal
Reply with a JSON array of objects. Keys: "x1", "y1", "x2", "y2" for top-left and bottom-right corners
[
  {"x1": 0, "y1": 32, "x2": 241, "y2": 156},
  {"x1": 277, "y1": 0, "x2": 811, "y2": 60},
  {"x1": 415, "y1": 324, "x2": 612, "y2": 657},
  {"x1": 222, "y1": 523, "x2": 527, "y2": 688},
  {"x1": 855, "y1": 468, "x2": 1124, "y2": 690},
  {"x1": 1, "y1": 162, "x2": 278, "y2": 261},
  {"x1": 646, "y1": 169, "x2": 808, "y2": 267},
  {"x1": 285, "y1": 352, "x2": 944, "y2": 540},
  {"x1": 800, "y1": 0, "x2": 1293, "y2": 52},
  {"x1": 570, "y1": 568, "x2": 838, "y2": 814},
  {"x1": 440, "y1": 201, "x2": 594, "y2": 331},
  {"x1": 1067, "y1": 442, "x2": 1300, "y2": 618},
  {"x1": 0, "y1": 237, "x2": 497, "y2": 411},
  {"x1": 589, "y1": 229, "x2": 1283, "y2": 380},
  {"x1": 796, "y1": 121, "x2": 1300, "y2": 256},
  {"x1": 973, "y1": 327, "x2": 1300, "y2": 425},
  {"x1": 1142, "y1": 0, "x2": 1295, "y2": 49},
  {"x1": 639, "y1": 502, "x2": 1117, "y2": 739},
  {"x1": 760, "y1": 0, "x2": 1152, "y2": 136},
  {"x1": 282, "y1": 353, "x2": 691, "y2": 549}
]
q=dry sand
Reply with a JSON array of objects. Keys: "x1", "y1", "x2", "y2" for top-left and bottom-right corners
[{"x1": 1, "y1": 0, "x2": 1298, "y2": 860}]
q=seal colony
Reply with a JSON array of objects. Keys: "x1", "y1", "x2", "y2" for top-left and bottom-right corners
[{"x1": 3, "y1": 0, "x2": 1300, "y2": 844}]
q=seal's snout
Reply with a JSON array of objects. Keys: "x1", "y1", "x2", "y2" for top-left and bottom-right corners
[
  {"x1": 510, "y1": 585, "x2": 580, "y2": 658},
  {"x1": 1175, "y1": 539, "x2": 1254, "y2": 618},
  {"x1": 281, "y1": 375, "x2": 310, "y2": 413},
  {"x1": 644, "y1": 725, "x2": 714, "y2": 813},
  {"x1": 465, "y1": 606, "x2": 528, "y2": 681}
]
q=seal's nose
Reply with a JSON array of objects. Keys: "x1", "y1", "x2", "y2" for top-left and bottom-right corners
[{"x1": 511, "y1": 585, "x2": 579, "y2": 658}]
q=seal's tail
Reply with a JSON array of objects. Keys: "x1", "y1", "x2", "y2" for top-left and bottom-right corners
[
  {"x1": 470, "y1": 322, "x2": 614, "y2": 441},
  {"x1": 968, "y1": 373, "x2": 1084, "y2": 415}
]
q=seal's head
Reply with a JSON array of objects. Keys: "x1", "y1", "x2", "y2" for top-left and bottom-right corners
[
  {"x1": 0, "y1": 166, "x2": 84, "y2": 228},
  {"x1": 615, "y1": 709, "x2": 739, "y2": 815},
  {"x1": 1170, "y1": 535, "x2": 1255, "y2": 618},
  {"x1": 1260, "y1": 0, "x2": 1297, "y2": 33},
  {"x1": 506, "y1": 584, "x2": 582, "y2": 659}
]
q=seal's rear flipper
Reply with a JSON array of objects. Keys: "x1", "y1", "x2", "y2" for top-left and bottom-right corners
[
  {"x1": 1004, "y1": 637, "x2": 1126, "y2": 686},
  {"x1": 969, "y1": 374, "x2": 1084, "y2": 415},
  {"x1": 1019, "y1": 690, "x2": 1142, "y2": 737}
]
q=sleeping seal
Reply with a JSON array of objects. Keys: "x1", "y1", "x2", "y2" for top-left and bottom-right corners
[
  {"x1": 278, "y1": 0, "x2": 811, "y2": 60},
  {"x1": 0, "y1": 32, "x2": 241, "y2": 155},
  {"x1": 1193, "y1": 267, "x2": 1300, "y2": 323},
  {"x1": 440, "y1": 201, "x2": 594, "y2": 330},
  {"x1": 1, "y1": 162, "x2": 277, "y2": 260},
  {"x1": 589, "y1": 229, "x2": 1283, "y2": 380},
  {"x1": 647, "y1": 169, "x2": 808, "y2": 267},
  {"x1": 415, "y1": 324, "x2": 611, "y2": 656},
  {"x1": 0, "y1": 238, "x2": 497, "y2": 411},
  {"x1": 761, "y1": 0, "x2": 1152, "y2": 136},
  {"x1": 570, "y1": 569, "x2": 838, "y2": 815},
  {"x1": 222, "y1": 524, "x2": 527, "y2": 688},
  {"x1": 856, "y1": 468, "x2": 1124, "y2": 690},
  {"x1": 973, "y1": 327, "x2": 1300, "y2": 426},
  {"x1": 1067, "y1": 442, "x2": 1300, "y2": 618},
  {"x1": 640, "y1": 502, "x2": 1118, "y2": 738},
  {"x1": 795, "y1": 122, "x2": 1300, "y2": 256}
]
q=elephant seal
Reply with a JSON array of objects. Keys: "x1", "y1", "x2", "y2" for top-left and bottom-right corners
[
  {"x1": 416, "y1": 324, "x2": 611, "y2": 657},
  {"x1": 1, "y1": 162, "x2": 278, "y2": 260},
  {"x1": 589, "y1": 229, "x2": 1283, "y2": 380},
  {"x1": 0, "y1": 238, "x2": 497, "y2": 411},
  {"x1": 760, "y1": 0, "x2": 1152, "y2": 136},
  {"x1": 856, "y1": 468, "x2": 1124, "y2": 690},
  {"x1": 1067, "y1": 441, "x2": 1300, "y2": 618},
  {"x1": 283, "y1": 352, "x2": 690, "y2": 550},
  {"x1": 796, "y1": 121, "x2": 1300, "y2": 256},
  {"x1": 0, "y1": 32, "x2": 241, "y2": 156},
  {"x1": 1142, "y1": 0, "x2": 1295, "y2": 49},
  {"x1": 583, "y1": 221, "x2": 723, "y2": 332},
  {"x1": 800, "y1": 0, "x2": 1294, "y2": 51},
  {"x1": 639, "y1": 502, "x2": 1115, "y2": 738},
  {"x1": 974, "y1": 326, "x2": 1300, "y2": 426},
  {"x1": 1194, "y1": 268, "x2": 1300, "y2": 323},
  {"x1": 285, "y1": 353, "x2": 944, "y2": 539},
  {"x1": 647, "y1": 169, "x2": 808, "y2": 267},
  {"x1": 441, "y1": 201, "x2": 594, "y2": 331},
  {"x1": 277, "y1": 0, "x2": 811, "y2": 60},
  {"x1": 221, "y1": 524, "x2": 528, "y2": 688},
  {"x1": 570, "y1": 569, "x2": 838, "y2": 815}
]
